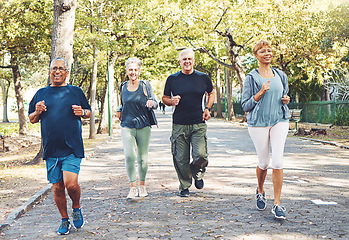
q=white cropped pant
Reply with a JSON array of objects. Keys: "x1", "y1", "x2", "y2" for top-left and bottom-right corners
[{"x1": 248, "y1": 122, "x2": 289, "y2": 170}]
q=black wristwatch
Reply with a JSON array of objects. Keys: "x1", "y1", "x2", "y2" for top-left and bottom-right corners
[{"x1": 205, "y1": 106, "x2": 211, "y2": 111}]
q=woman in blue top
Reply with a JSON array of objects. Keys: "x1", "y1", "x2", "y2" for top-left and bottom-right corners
[
  {"x1": 116, "y1": 57, "x2": 158, "y2": 199},
  {"x1": 242, "y1": 40, "x2": 291, "y2": 219}
]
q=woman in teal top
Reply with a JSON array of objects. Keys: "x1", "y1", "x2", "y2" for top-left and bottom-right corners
[{"x1": 242, "y1": 40, "x2": 290, "y2": 220}]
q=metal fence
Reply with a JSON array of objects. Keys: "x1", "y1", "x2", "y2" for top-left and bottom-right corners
[
  {"x1": 213, "y1": 100, "x2": 245, "y2": 116},
  {"x1": 301, "y1": 100, "x2": 349, "y2": 124}
]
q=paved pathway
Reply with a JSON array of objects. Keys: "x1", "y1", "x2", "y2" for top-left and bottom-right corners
[{"x1": 1, "y1": 112, "x2": 348, "y2": 239}]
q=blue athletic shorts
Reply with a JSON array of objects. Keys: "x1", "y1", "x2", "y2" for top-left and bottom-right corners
[{"x1": 45, "y1": 154, "x2": 82, "y2": 184}]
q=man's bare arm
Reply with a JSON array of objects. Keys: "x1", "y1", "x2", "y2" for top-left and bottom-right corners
[
  {"x1": 206, "y1": 89, "x2": 215, "y2": 109},
  {"x1": 29, "y1": 100, "x2": 46, "y2": 124},
  {"x1": 162, "y1": 95, "x2": 181, "y2": 106},
  {"x1": 202, "y1": 89, "x2": 216, "y2": 121},
  {"x1": 29, "y1": 112, "x2": 41, "y2": 123}
]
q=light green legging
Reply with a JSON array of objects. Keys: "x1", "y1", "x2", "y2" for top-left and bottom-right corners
[{"x1": 121, "y1": 126, "x2": 151, "y2": 183}]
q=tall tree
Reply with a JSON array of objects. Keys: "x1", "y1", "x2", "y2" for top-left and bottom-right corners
[
  {"x1": 0, "y1": 0, "x2": 52, "y2": 133},
  {"x1": 50, "y1": 0, "x2": 77, "y2": 80},
  {"x1": 89, "y1": 44, "x2": 98, "y2": 139},
  {"x1": 31, "y1": 0, "x2": 77, "y2": 164}
]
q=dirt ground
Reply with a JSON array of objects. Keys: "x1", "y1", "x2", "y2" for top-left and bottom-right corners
[
  {"x1": 289, "y1": 121, "x2": 349, "y2": 147},
  {"x1": 0, "y1": 127, "x2": 111, "y2": 224},
  {"x1": 0, "y1": 120, "x2": 348, "y2": 225}
]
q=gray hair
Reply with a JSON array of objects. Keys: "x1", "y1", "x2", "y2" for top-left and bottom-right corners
[
  {"x1": 50, "y1": 57, "x2": 70, "y2": 71},
  {"x1": 179, "y1": 48, "x2": 195, "y2": 60},
  {"x1": 125, "y1": 57, "x2": 142, "y2": 71}
]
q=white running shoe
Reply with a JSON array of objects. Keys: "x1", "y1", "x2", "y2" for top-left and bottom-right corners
[
  {"x1": 139, "y1": 185, "x2": 148, "y2": 197},
  {"x1": 127, "y1": 187, "x2": 138, "y2": 199}
]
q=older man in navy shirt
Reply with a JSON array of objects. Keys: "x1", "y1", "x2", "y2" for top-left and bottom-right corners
[
  {"x1": 162, "y1": 49, "x2": 215, "y2": 197},
  {"x1": 29, "y1": 57, "x2": 91, "y2": 235}
]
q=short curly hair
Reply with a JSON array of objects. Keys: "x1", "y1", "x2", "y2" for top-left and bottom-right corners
[{"x1": 253, "y1": 40, "x2": 272, "y2": 55}]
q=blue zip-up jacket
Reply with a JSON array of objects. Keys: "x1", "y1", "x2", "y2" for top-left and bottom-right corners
[{"x1": 241, "y1": 68, "x2": 291, "y2": 125}]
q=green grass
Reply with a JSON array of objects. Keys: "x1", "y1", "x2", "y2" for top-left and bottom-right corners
[{"x1": 0, "y1": 122, "x2": 41, "y2": 137}]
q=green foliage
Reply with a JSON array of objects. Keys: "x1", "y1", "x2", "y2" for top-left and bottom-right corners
[
  {"x1": 0, "y1": 0, "x2": 52, "y2": 58},
  {"x1": 0, "y1": 0, "x2": 52, "y2": 91},
  {"x1": 324, "y1": 1, "x2": 349, "y2": 46},
  {"x1": 1, "y1": 0, "x2": 348, "y2": 121},
  {"x1": 335, "y1": 106, "x2": 349, "y2": 126},
  {"x1": 288, "y1": 64, "x2": 323, "y2": 102}
]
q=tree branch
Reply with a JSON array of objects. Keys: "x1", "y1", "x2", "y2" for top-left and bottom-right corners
[
  {"x1": 215, "y1": 29, "x2": 244, "y2": 50},
  {"x1": 180, "y1": 36, "x2": 199, "y2": 50},
  {"x1": 164, "y1": 22, "x2": 175, "y2": 32},
  {"x1": 169, "y1": 36, "x2": 235, "y2": 69},
  {"x1": 213, "y1": 6, "x2": 229, "y2": 30},
  {"x1": 168, "y1": 37, "x2": 187, "y2": 51},
  {"x1": 198, "y1": 47, "x2": 234, "y2": 70},
  {"x1": 242, "y1": 35, "x2": 254, "y2": 48},
  {"x1": 0, "y1": 65, "x2": 14, "y2": 69}
]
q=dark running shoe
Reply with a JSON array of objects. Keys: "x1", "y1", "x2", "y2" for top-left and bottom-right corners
[
  {"x1": 256, "y1": 188, "x2": 267, "y2": 211},
  {"x1": 271, "y1": 204, "x2": 286, "y2": 219},
  {"x1": 194, "y1": 179, "x2": 204, "y2": 189},
  {"x1": 179, "y1": 189, "x2": 190, "y2": 197},
  {"x1": 72, "y1": 208, "x2": 84, "y2": 229},
  {"x1": 57, "y1": 218, "x2": 71, "y2": 235}
]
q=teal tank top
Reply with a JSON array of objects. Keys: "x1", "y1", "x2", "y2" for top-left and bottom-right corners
[{"x1": 120, "y1": 82, "x2": 151, "y2": 129}]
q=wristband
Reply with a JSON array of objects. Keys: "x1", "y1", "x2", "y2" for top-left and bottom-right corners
[
  {"x1": 83, "y1": 109, "x2": 87, "y2": 117},
  {"x1": 205, "y1": 106, "x2": 211, "y2": 111}
]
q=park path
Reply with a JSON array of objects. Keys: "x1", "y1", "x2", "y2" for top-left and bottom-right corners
[{"x1": 1, "y1": 112, "x2": 348, "y2": 239}]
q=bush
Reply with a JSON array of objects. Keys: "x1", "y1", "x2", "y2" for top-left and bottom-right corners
[{"x1": 334, "y1": 107, "x2": 349, "y2": 126}]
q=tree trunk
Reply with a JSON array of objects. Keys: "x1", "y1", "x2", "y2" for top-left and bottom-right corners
[
  {"x1": 215, "y1": 66, "x2": 223, "y2": 118},
  {"x1": 109, "y1": 53, "x2": 119, "y2": 115},
  {"x1": 97, "y1": 51, "x2": 118, "y2": 134},
  {"x1": 226, "y1": 68, "x2": 235, "y2": 120},
  {"x1": 11, "y1": 56, "x2": 28, "y2": 134},
  {"x1": 0, "y1": 79, "x2": 10, "y2": 122},
  {"x1": 230, "y1": 58, "x2": 245, "y2": 93},
  {"x1": 117, "y1": 72, "x2": 127, "y2": 107},
  {"x1": 50, "y1": 0, "x2": 77, "y2": 84},
  {"x1": 323, "y1": 79, "x2": 330, "y2": 101},
  {"x1": 97, "y1": 80, "x2": 108, "y2": 134},
  {"x1": 25, "y1": 142, "x2": 44, "y2": 165},
  {"x1": 89, "y1": 44, "x2": 98, "y2": 139}
]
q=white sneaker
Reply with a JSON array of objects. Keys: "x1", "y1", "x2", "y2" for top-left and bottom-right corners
[
  {"x1": 139, "y1": 185, "x2": 148, "y2": 197},
  {"x1": 127, "y1": 187, "x2": 138, "y2": 199}
]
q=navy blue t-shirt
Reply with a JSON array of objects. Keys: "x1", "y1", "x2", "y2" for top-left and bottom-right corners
[
  {"x1": 163, "y1": 70, "x2": 213, "y2": 125},
  {"x1": 28, "y1": 85, "x2": 91, "y2": 160}
]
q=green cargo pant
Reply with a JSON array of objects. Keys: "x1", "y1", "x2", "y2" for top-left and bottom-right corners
[{"x1": 170, "y1": 123, "x2": 208, "y2": 191}]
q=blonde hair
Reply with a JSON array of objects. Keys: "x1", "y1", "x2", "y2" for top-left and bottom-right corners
[
  {"x1": 125, "y1": 57, "x2": 142, "y2": 71},
  {"x1": 253, "y1": 40, "x2": 272, "y2": 55}
]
